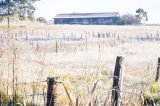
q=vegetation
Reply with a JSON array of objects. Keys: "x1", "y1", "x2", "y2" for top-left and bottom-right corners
[
  {"x1": 0, "y1": 0, "x2": 39, "y2": 20},
  {"x1": 0, "y1": 0, "x2": 40, "y2": 27},
  {"x1": 0, "y1": 16, "x2": 3, "y2": 22},
  {"x1": 0, "y1": 91, "x2": 32, "y2": 106},
  {"x1": 0, "y1": 25, "x2": 160, "y2": 105},
  {"x1": 0, "y1": 2, "x2": 156, "y2": 106},
  {"x1": 36, "y1": 17, "x2": 47, "y2": 23},
  {"x1": 117, "y1": 8, "x2": 148, "y2": 25},
  {"x1": 118, "y1": 14, "x2": 139, "y2": 25},
  {"x1": 136, "y1": 8, "x2": 148, "y2": 24}
]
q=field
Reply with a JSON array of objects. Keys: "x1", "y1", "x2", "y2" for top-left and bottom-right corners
[{"x1": 0, "y1": 25, "x2": 160, "y2": 105}]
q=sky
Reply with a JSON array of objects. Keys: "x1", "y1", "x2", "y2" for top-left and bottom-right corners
[{"x1": 34, "y1": 0, "x2": 160, "y2": 24}]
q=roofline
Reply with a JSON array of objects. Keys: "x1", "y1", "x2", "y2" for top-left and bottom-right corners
[
  {"x1": 53, "y1": 12, "x2": 120, "y2": 19},
  {"x1": 56, "y1": 12, "x2": 119, "y2": 15},
  {"x1": 53, "y1": 16, "x2": 119, "y2": 19}
]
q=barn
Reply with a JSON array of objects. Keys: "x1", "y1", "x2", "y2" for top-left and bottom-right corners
[{"x1": 53, "y1": 12, "x2": 120, "y2": 25}]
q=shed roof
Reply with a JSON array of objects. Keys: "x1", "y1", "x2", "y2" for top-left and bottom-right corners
[{"x1": 54, "y1": 12, "x2": 120, "y2": 19}]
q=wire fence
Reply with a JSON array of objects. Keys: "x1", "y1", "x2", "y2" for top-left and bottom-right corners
[
  {"x1": 0, "y1": 79, "x2": 48, "y2": 105},
  {"x1": 0, "y1": 30, "x2": 160, "y2": 106}
]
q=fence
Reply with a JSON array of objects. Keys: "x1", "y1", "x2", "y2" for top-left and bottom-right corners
[{"x1": 0, "y1": 56, "x2": 159, "y2": 106}]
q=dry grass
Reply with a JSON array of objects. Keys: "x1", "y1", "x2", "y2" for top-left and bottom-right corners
[{"x1": 0, "y1": 24, "x2": 160, "y2": 105}]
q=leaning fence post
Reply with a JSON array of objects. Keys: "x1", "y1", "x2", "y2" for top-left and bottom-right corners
[
  {"x1": 155, "y1": 58, "x2": 160, "y2": 82},
  {"x1": 111, "y1": 56, "x2": 124, "y2": 106},
  {"x1": 47, "y1": 77, "x2": 59, "y2": 106}
]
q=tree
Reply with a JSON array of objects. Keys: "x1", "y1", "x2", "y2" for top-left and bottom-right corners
[
  {"x1": 0, "y1": 0, "x2": 39, "y2": 27},
  {"x1": 135, "y1": 8, "x2": 148, "y2": 24},
  {"x1": 118, "y1": 14, "x2": 139, "y2": 25}
]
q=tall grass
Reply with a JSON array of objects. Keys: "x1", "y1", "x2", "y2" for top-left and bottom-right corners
[{"x1": 0, "y1": 25, "x2": 160, "y2": 105}]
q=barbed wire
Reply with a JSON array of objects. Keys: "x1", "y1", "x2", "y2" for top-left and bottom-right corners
[
  {"x1": 0, "y1": 80, "x2": 47, "y2": 85},
  {"x1": 6, "y1": 93, "x2": 47, "y2": 97}
]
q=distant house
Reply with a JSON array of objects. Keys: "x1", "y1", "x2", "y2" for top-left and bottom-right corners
[{"x1": 53, "y1": 12, "x2": 120, "y2": 25}]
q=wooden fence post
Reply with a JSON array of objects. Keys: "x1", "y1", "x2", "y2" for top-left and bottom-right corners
[
  {"x1": 55, "y1": 40, "x2": 58, "y2": 53},
  {"x1": 111, "y1": 56, "x2": 124, "y2": 106},
  {"x1": 47, "y1": 77, "x2": 59, "y2": 106},
  {"x1": 155, "y1": 58, "x2": 160, "y2": 82},
  {"x1": 0, "y1": 92, "x2": 2, "y2": 106}
]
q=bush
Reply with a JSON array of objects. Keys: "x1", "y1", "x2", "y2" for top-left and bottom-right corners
[
  {"x1": 0, "y1": 17, "x2": 3, "y2": 23},
  {"x1": 0, "y1": 92, "x2": 32, "y2": 106},
  {"x1": 118, "y1": 14, "x2": 139, "y2": 25},
  {"x1": 36, "y1": 17, "x2": 47, "y2": 23}
]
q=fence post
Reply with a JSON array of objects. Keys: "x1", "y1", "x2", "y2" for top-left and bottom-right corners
[
  {"x1": 55, "y1": 40, "x2": 58, "y2": 53},
  {"x1": 111, "y1": 56, "x2": 124, "y2": 106},
  {"x1": 0, "y1": 92, "x2": 2, "y2": 106},
  {"x1": 155, "y1": 58, "x2": 160, "y2": 82},
  {"x1": 47, "y1": 77, "x2": 59, "y2": 106}
]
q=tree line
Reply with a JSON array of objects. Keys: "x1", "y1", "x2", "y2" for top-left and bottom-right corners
[
  {"x1": 117, "y1": 8, "x2": 148, "y2": 25},
  {"x1": 0, "y1": 1, "x2": 148, "y2": 25}
]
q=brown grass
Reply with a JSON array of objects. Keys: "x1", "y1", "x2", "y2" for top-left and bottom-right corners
[{"x1": 0, "y1": 24, "x2": 160, "y2": 105}]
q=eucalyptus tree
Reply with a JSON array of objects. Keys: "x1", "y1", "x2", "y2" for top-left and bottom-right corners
[
  {"x1": 0, "y1": 0, "x2": 40, "y2": 27},
  {"x1": 135, "y1": 8, "x2": 148, "y2": 24}
]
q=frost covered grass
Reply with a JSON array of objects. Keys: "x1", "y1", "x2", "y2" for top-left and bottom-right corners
[{"x1": 0, "y1": 25, "x2": 160, "y2": 105}]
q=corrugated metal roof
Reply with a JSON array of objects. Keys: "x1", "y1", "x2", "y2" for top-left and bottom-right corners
[{"x1": 54, "y1": 12, "x2": 120, "y2": 19}]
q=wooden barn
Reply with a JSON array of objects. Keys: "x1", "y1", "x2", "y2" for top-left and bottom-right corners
[{"x1": 53, "y1": 12, "x2": 120, "y2": 25}]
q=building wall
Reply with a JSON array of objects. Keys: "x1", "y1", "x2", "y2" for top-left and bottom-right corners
[{"x1": 54, "y1": 17, "x2": 119, "y2": 25}]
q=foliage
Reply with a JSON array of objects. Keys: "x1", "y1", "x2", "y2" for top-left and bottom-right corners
[
  {"x1": 135, "y1": 8, "x2": 148, "y2": 24},
  {"x1": 118, "y1": 14, "x2": 139, "y2": 25},
  {"x1": 117, "y1": 8, "x2": 148, "y2": 25},
  {"x1": 36, "y1": 17, "x2": 47, "y2": 23},
  {"x1": 0, "y1": 92, "x2": 10, "y2": 105},
  {"x1": 0, "y1": 16, "x2": 3, "y2": 22},
  {"x1": 0, "y1": 0, "x2": 39, "y2": 21},
  {"x1": 0, "y1": 91, "x2": 33, "y2": 106},
  {"x1": 154, "y1": 96, "x2": 160, "y2": 104},
  {"x1": 150, "y1": 82, "x2": 159, "y2": 93}
]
